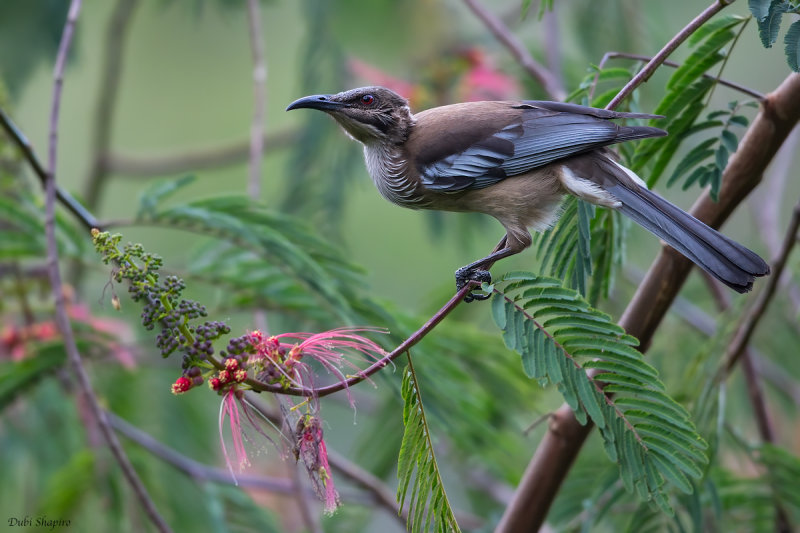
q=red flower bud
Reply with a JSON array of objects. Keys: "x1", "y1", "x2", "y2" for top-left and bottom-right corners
[{"x1": 171, "y1": 376, "x2": 192, "y2": 395}]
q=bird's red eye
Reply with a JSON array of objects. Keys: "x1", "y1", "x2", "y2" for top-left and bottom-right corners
[{"x1": 361, "y1": 94, "x2": 374, "y2": 106}]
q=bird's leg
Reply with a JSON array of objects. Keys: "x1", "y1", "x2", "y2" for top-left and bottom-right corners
[{"x1": 456, "y1": 236, "x2": 515, "y2": 302}]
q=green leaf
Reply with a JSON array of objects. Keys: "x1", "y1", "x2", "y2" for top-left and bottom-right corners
[
  {"x1": 687, "y1": 14, "x2": 747, "y2": 46},
  {"x1": 785, "y1": 20, "x2": 800, "y2": 71},
  {"x1": 576, "y1": 373, "x2": 606, "y2": 428},
  {"x1": 137, "y1": 190, "x2": 364, "y2": 322},
  {"x1": 720, "y1": 129, "x2": 739, "y2": 153},
  {"x1": 0, "y1": 345, "x2": 66, "y2": 411},
  {"x1": 749, "y1": 0, "x2": 774, "y2": 20},
  {"x1": 666, "y1": 137, "x2": 718, "y2": 188},
  {"x1": 682, "y1": 165, "x2": 712, "y2": 191},
  {"x1": 137, "y1": 174, "x2": 196, "y2": 218},
  {"x1": 709, "y1": 166, "x2": 723, "y2": 201},
  {"x1": 650, "y1": 451, "x2": 694, "y2": 494},
  {"x1": 757, "y1": 1, "x2": 791, "y2": 48},
  {"x1": 729, "y1": 114, "x2": 750, "y2": 127},
  {"x1": 397, "y1": 362, "x2": 461, "y2": 533},
  {"x1": 491, "y1": 292, "x2": 507, "y2": 330},
  {"x1": 493, "y1": 274, "x2": 707, "y2": 507},
  {"x1": 668, "y1": 25, "x2": 737, "y2": 91}
]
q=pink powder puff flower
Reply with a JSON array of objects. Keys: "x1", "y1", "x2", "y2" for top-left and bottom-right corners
[
  {"x1": 250, "y1": 327, "x2": 387, "y2": 405},
  {"x1": 219, "y1": 389, "x2": 249, "y2": 479},
  {"x1": 217, "y1": 388, "x2": 276, "y2": 484},
  {"x1": 294, "y1": 414, "x2": 340, "y2": 515}
]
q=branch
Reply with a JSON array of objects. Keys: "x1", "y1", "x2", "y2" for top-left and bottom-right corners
[
  {"x1": 107, "y1": 412, "x2": 295, "y2": 492},
  {"x1": 497, "y1": 72, "x2": 800, "y2": 532},
  {"x1": 43, "y1": 3, "x2": 170, "y2": 531},
  {"x1": 462, "y1": 0, "x2": 566, "y2": 100},
  {"x1": 83, "y1": 0, "x2": 140, "y2": 210},
  {"x1": 0, "y1": 108, "x2": 99, "y2": 230},
  {"x1": 625, "y1": 265, "x2": 800, "y2": 410},
  {"x1": 605, "y1": 0, "x2": 734, "y2": 110},
  {"x1": 245, "y1": 0, "x2": 267, "y2": 199},
  {"x1": 594, "y1": 51, "x2": 766, "y2": 101},
  {"x1": 210, "y1": 282, "x2": 476, "y2": 397},
  {"x1": 105, "y1": 129, "x2": 298, "y2": 177},
  {"x1": 719, "y1": 198, "x2": 800, "y2": 376}
]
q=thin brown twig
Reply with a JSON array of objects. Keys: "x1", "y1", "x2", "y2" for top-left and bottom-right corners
[
  {"x1": 287, "y1": 454, "x2": 323, "y2": 533},
  {"x1": 326, "y1": 449, "x2": 407, "y2": 526},
  {"x1": 605, "y1": 0, "x2": 734, "y2": 110},
  {"x1": 716, "y1": 201, "x2": 800, "y2": 533},
  {"x1": 720, "y1": 198, "x2": 800, "y2": 376},
  {"x1": 83, "y1": 0, "x2": 139, "y2": 210},
  {"x1": 245, "y1": 0, "x2": 267, "y2": 199},
  {"x1": 43, "y1": 2, "x2": 171, "y2": 531},
  {"x1": 207, "y1": 282, "x2": 476, "y2": 397},
  {"x1": 107, "y1": 412, "x2": 295, "y2": 492},
  {"x1": 592, "y1": 51, "x2": 766, "y2": 102},
  {"x1": 461, "y1": 0, "x2": 566, "y2": 100},
  {"x1": 625, "y1": 266, "x2": 800, "y2": 409},
  {"x1": 0, "y1": 109, "x2": 100, "y2": 230},
  {"x1": 541, "y1": 4, "x2": 564, "y2": 97}
]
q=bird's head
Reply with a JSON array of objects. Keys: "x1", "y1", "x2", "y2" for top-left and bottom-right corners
[{"x1": 286, "y1": 86, "x2": 414, "y2": 145}]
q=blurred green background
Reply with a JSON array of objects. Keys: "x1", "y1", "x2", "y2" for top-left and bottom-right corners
[{"x1": 1, "y1": 0, "x2": 799, "y2": 531}]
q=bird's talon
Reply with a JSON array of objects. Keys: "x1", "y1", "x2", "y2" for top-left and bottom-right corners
[{"x1": 455, "y1": 267, "x2": 492, "y2": 302}]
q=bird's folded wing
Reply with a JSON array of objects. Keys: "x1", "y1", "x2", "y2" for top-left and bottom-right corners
[{"x1": 416, "y1": 102, "x2": 663, "y2": 192}]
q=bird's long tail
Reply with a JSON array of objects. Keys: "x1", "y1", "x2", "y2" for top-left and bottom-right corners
[{"x1": 599, "y1": 162, "x2": 770, "y2": 293}]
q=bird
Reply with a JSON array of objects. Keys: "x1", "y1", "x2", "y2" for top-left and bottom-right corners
[{"x1": 286, "y1": 86, "x2": 769, "y2": 300}]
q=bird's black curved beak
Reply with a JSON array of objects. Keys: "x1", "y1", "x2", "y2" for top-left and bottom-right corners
[{"x1": 286, "y1": 94, "x2": 346, "y2": 112}]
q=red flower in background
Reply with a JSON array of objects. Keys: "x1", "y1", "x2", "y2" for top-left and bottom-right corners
[{"x1": 348, "y1": 46, "x2": 520, "y2": 110}]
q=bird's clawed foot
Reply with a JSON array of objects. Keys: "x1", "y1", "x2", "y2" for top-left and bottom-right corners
[{"x1": 455, "y1": 267, "x2": 492, "y2": 303}]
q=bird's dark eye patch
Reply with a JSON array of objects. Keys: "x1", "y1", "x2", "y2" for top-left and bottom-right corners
[{"x1": 360, "y1": 94, "x2": 375, "y2": 106}]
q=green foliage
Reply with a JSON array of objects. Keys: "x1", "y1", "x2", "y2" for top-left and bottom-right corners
[
  {"x1": 632, "y1": 15, "x2": 747, "y2": 188},
  {"x1": 521, "y1": 0, "x2": 554, "y2": 20},
  {"x1": 0, "y1": 1, "x2": 70, "y2": 98},
  {"x1": 136, "y1": 176, "x2": 364, "y2": 322},
  {"x1": 665, "y1": 101, "x2": 757, "y2": 201},
  {"x1": 749, "y1": 0, "x2": 800, "y2": 70},
  {"x1": 282, "y1": 0, "x2": 361, "y2": 232},
  {"x1": 491, "y1": 273, "x2": 708, "y2": 512},
  {"x1": 785, "y1": 20, "x2": 800, "y2": 71},
  {"x1": 532, "y1": 197, "x2": 627, "y2": 305},
  {"x1": 532, "y1": 198, "x2": 594, "y2": 298},
  {"x1": 397, "y1": 358, "x2": 460, "y2": 533},
  {"x1": 35, "y1": 450, "x2": 96, "y2": 520},
  {"x1": 0, "y1": 189, "x2": 86, "y2": 261},
  {"x1": 759, "y1": 444, "x2": 800, "y2": 521},
  {"x1": 0, "y1": 343, "x2": 65, "y2": 411}
]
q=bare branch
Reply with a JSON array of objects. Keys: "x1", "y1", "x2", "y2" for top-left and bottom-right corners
[
  {"x1": 43, "y1": 3, "x2": 170, "y2": 531},
  {"x1": 246, "y1": 0, "x2": 267, "y2": 199},
  {"x1": 0, "y1": 109, "x2": 99, "y2": 230},
  {"x1": 212, "y1": 281, "x2": 477, "y2": 397},
  {"x1": 462, "y1": 0, "x2": 566, "y2": 100},
  {"x1": 720, "y1": 199, "x2": 800, "y2": 376},
  {"x1": 107, "y1": 412, "x2": 295, "y2": 492},
  {"x1": 83, "y1": 0, "x2": 140, "y2": 210},
  {"x1": 594, "y1": 52, "x2": 766, "y2": 102},
  {"x1": 606, "y1": 0, "x2": 734, "y2": 110}
]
